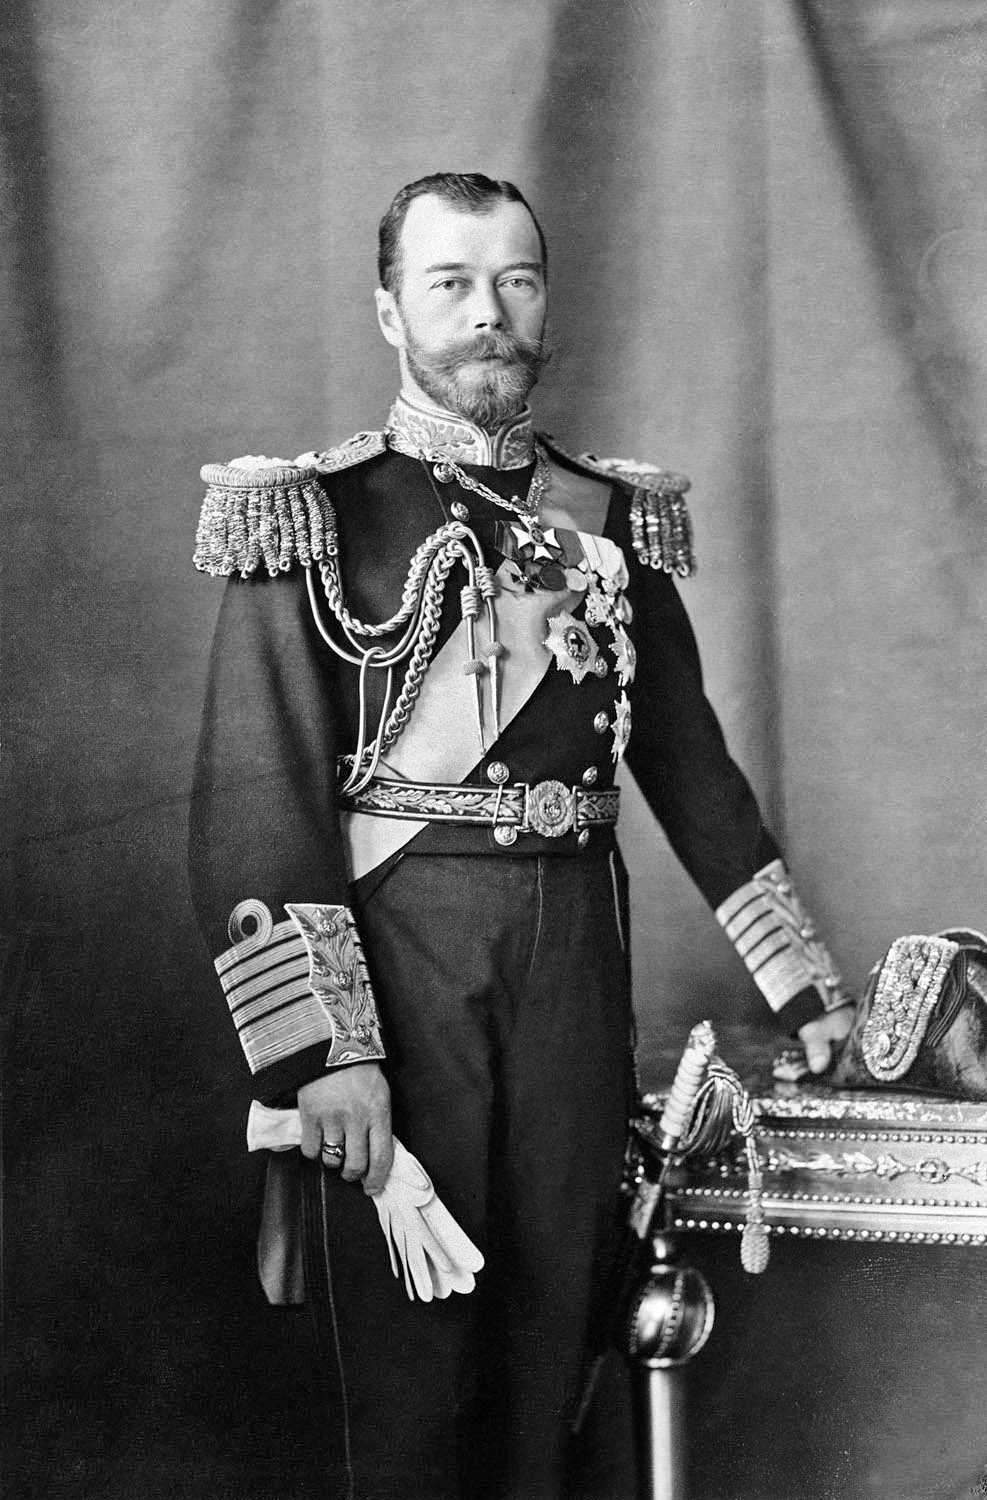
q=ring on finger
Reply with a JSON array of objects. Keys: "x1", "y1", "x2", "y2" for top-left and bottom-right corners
[{"x1": 321, "y1": 1140, "x2": 345, "y2": 1167}]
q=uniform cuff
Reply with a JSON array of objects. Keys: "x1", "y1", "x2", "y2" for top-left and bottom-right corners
[
  {"x1": 716, "y1": 859, "x2": 848, "y2": 1016},
  {"x1": 214, "y1": 898, "x2": 385, "y2": 1086}
]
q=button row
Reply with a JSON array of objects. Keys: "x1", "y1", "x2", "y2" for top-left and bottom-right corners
[{"x1": 487, "y1": 761, "x2": 600, "y2": 789}]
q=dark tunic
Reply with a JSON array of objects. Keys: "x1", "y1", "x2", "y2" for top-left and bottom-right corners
[{"x1": 187, "y1": 432, "x2": 822, "y2": 1500}]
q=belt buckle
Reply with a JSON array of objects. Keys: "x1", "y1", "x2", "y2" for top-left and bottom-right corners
[{"x1": 525, "y1": 779, "x2": 577, "y2": 838}]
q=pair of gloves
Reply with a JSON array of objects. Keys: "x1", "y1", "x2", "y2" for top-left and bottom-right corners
[{"x1": 247, "y1": 1103, "x2": 484, "y2": 1303}]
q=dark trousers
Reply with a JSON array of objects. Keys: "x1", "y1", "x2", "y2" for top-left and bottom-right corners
[{"x1": 301, "y1": 851, "x2": 638, "y2": 1500}]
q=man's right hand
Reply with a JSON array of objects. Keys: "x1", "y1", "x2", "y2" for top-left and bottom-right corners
[{"x1": 297, "y1": 1062, "x2": 393, "y2": 1194}]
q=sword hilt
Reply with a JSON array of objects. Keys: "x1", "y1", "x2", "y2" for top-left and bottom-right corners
[{"x1": 657, "y1": 1019, "x2": 717, "y2": 1153}]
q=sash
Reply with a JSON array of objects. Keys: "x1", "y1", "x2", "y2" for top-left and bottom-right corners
[{"x1": 344, "y1": 526, "x2": 628, "y2": 881}]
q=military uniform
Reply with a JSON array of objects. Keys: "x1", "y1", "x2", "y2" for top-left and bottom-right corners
[{"x1": 188, "y1": 394, "x2": 847, "y2": 1500}]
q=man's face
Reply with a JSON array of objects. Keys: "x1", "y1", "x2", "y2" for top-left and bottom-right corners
[{"x1": 376, "y1": 194, "x2": 549, "y2": 429}]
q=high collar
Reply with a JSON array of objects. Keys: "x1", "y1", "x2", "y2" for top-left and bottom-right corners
[{"x1": 385, "y1": 391, "x2": 535, "y2": 470}]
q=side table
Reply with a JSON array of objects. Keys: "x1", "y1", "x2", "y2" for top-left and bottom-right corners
[{"x1": 626, "y1": 1087, "x2": 987, "y2": 1500}]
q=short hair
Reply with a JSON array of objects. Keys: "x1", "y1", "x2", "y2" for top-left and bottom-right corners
[{"x1": 377, "y1": 172, "x2": 547, "y2": 293}]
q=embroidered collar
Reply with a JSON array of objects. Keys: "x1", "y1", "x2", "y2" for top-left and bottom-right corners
[{"x1": 385, "y1": 392, "x2": 535, "y2": 470}]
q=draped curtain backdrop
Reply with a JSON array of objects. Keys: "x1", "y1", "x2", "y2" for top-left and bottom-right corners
[{"x1": 4, "y1": 3, "x2": 986, "y2": 1497}]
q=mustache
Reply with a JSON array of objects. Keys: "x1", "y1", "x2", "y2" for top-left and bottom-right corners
[{"x1": 428, "y1": 328, "x2": 551, "y2": 377}]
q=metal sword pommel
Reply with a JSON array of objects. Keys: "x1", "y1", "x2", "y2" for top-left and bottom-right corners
[{"x1": 625, "y1": 1236, "x2": 715, "y2": 1370}]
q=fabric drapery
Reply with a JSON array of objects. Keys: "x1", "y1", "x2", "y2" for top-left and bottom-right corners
[{"x1": 4, "y1": 3, "x2": 986, "y2": 1497}]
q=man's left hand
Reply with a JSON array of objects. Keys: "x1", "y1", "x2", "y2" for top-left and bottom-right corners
[{"x1": 797, "y1": 1004, "x2": 855, "y2": 1074}]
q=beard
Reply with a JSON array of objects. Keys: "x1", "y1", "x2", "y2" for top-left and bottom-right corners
[{"x1": 402, "y1": 324, "x2": 551, "y2": 430}]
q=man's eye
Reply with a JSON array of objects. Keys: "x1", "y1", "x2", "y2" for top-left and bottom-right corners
[
  {"x1": 501, "y1": 277, "x2": 536, "y2": 291},
  {"x1": 432, "y1": 279, "x2": 464, "y2": 291}
]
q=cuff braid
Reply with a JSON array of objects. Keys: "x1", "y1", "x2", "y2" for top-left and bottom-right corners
[
  {"x1": 716, "y1": 859, "x2": 848, "y2": 1017},
  {"x1": 215, "y1": 898, "x2": 385, "y2": 1076}
]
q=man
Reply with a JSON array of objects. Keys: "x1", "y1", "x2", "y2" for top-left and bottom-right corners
[{"x1": 189, "y1": 172, "x2": 851, "y2": 1500}]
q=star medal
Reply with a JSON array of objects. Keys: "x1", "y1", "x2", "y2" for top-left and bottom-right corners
[
  {"x1": 611, "y1": 691, "x2": 632, "y2": 762},
  {"x1": 544, "y1": 611, "x2": 600, "y2": 684}
]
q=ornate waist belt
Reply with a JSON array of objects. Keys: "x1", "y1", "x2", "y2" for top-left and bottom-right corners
[{"x1": 341, "y1": 776, "x2": 620, "y2": 845}]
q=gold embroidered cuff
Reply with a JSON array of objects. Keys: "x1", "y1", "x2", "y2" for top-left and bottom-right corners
[
  {"x1": 215, "y1": 898, "x2": 384, "y2": 1075},
  {"x1": 715, "y1": 859, "x2": 848, "y2": 1015},
  {"x1": 284, "y1": 903, "x2": 385, "y2": 1065}
]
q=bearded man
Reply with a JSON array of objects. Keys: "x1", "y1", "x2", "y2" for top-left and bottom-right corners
[{"x1": 189, "y1": 172, "x2": 852, "y2": 1500}]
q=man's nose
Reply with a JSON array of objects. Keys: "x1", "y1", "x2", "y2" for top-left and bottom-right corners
[{"x1": 471, "y1": 284, "x2": 505, "y2": 329}]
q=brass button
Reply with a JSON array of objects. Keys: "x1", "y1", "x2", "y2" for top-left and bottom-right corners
[
  {"x1": 581, "y1": 766, "x2": 599, "y2": 786},
  {"x1": 451, "y1": 500, "x2": 469, "y2": 522},
  {"x1": 494, "y1": 825, "x2": 518, "y2": 847},
  {"x1": 577, "y1": 829, "x2": 590, "y2": 849},
  {"x1": 592, "y1": 657, "x2": 609, "y2": 678},
  {"x1": 593, "y1": 711, "x2": 610, "y2": 734},
  {"x1": 486, "y1": 761, "x2": 510, "y2": 785}
]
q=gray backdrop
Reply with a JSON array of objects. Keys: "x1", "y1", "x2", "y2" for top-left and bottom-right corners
[{"x1": 4, "y1": 3, "x2": 986, "y2": 1496}]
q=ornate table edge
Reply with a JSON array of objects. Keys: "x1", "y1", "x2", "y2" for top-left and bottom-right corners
[{"x1": 640, "y1": 1084, "x2": 987, "y2": 1246}]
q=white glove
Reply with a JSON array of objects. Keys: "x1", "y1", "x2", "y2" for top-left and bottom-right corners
[
  {"x1": 369, "y1": 1140, "x2": 484, "y2": 1302},
  {"x1": 246, "y1": 1103, "x2": 483, "y2": 1303}
]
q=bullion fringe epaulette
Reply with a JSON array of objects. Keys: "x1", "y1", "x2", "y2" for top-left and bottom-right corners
[
  {"x1": 193, "y1": 431, "x2": 387, "y2": 578},
  {"x1": 542, "y1": 438, "x2": 695, "y2": 577}
]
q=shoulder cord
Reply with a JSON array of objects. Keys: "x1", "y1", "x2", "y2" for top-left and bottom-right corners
[{"x1": 304, "y1": 506, "x2": 502, "y2": 793}]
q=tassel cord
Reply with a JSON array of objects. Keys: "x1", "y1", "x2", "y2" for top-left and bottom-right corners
[
  {"x1": 459, "y1": 555, "x2": 486, "y2": 753},
  {"x1": 672, "y1": 1057, "x2": 769, "y2": 1275},
  {"x1": 372, "y1": 542, "x2": 464, "y2": 757},
  {"x1": 305, "y1": 520, "x2": 492, "y2": 782},
  {"x1": 324, "y1": 539, "x2": 475, "y2": 787},
  {"x1": 476, "y1": 565, "x2": 502, "y2": 738}
]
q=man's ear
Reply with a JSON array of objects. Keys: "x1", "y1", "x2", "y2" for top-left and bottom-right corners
[{"x1": 375, "y1": 287, "x2": 405, "y2": 350}]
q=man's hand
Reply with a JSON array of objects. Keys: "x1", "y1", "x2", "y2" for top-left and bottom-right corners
[
  {"x1": 297, "y1": 1062, "x2": 393, "y2": 1194},
  {"x1": 797, "y1": 1004, "x2": 855, "y2": 1075}
]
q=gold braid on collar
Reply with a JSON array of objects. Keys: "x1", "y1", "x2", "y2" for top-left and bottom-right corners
[{"x1": 385, "y1": 393, "x2": 535, "y2": 470}]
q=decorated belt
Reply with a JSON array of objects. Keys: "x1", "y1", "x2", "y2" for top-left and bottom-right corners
[{"x1": 341, "y1": 776, "x2": 620, "y2": 844}]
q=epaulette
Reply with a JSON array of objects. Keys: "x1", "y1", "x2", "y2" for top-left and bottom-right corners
[
  {"x1": 193, "y1": 431, "x2": 386, "y2": 578},
  {"x1": 541, "y1": 436, "x2": 694, "y2": 577}
]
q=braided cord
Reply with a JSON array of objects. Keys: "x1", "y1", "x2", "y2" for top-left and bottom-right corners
[
  {"x1": 304, "y1": 500, "x2": 495, "y2": 784},
  {"x1": 313, "y1": 559, "x2": 435, "y2": 671},
  {"x1": 323, "y1": 538, "x2": 475, "y2": 793},
  {"x1": 375, "y1": 545, "x2": 459, "y2": 757},
  {"x1": 319, "y1": 516, "x2": 474, "y2": 640}
]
